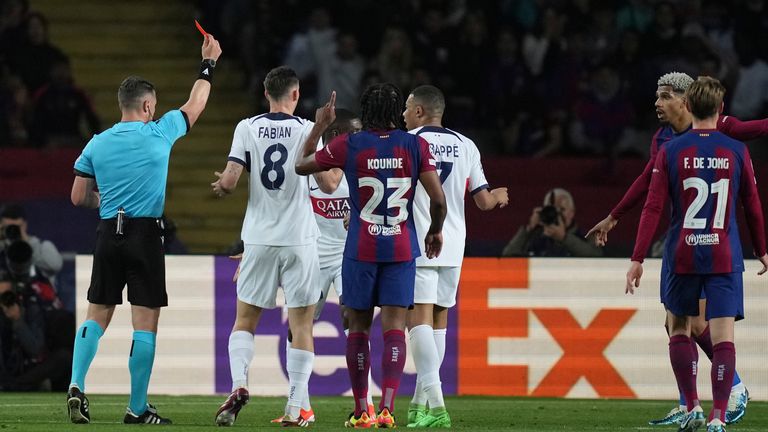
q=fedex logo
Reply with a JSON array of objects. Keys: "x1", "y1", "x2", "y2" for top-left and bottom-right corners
[{"x1": 458, "y1": 258, "x2": 637, "y2": 398}]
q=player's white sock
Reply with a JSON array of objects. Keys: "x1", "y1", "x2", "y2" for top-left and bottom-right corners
[
  {"x1": 410, "y1": 325, "x2": 444, "y2": 409},
  {"x1": 228, "y1": 331, "x2": 254, "y2": 391},
  {"x1": 285, "y1": 338, "x2": 312, "y2": 410},
  {"x1": 286, "y1": 348, "x2": 314, "y2": 418},
  {"x1": 434, "y1": 328, "x2": 447, "y2": 366}
]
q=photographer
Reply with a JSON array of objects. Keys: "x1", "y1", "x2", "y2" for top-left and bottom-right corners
[
  {"x1": 0, "y1": 240, "x2": 72, "y2": 391},
  {"x1": 0, "y1": 204, "x2": 63, "y2": 282},
  {"x1": 502, "y1": 188, "x2": 603, "y2": 257}
]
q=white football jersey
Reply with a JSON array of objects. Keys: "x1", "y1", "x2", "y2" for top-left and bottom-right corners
[
  {"x1": 309, "y1": 174, "x2": 349, "y2": 269},
  {"x1": 411, "y1": 126, "x2": 488, "y2": 266},
  {"x1": 228, "y1": 112, "x2": 320, "y2": 245}
]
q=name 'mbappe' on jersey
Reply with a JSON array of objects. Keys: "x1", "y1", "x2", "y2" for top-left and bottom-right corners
[
  {"x1": 315, "y1": 129, "x2": 437, "y2": 262},
  {"x1": 410, "y1": 126, "x2": 489, "y2": 267}
]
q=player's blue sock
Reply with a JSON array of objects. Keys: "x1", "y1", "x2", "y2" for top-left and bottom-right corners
[
  {"x1": 679, "y1": 391, "x2": 686, "y2": 407},
  {"x1": 70, "y1": 320, "x2": 104, "y2": 391},
  {"x1": 128, "y1": 331, "x2": 156, "y2": 415},
  {"x1": 732, "y1": 370, "x2": 742, "y2": 387}
]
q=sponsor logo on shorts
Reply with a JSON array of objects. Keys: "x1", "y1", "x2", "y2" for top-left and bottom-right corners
[
  {"x1": 685, "y1": 233, "x2": 720, "y2": 246},
  {"x1": 368, "y1": 224, "x2": 402, "y2": 236}
]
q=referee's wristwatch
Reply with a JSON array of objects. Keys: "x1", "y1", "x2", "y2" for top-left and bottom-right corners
[{"x1": 202, "y1": 59, "x2": 216, "y2": 68}]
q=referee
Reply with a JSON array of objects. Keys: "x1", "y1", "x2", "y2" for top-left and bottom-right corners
[{"x1": 66, "y1": 34, "x2": 221, "y2": 425}]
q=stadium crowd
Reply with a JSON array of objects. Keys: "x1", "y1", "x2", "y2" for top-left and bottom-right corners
[
  {"x1": 0, "y1": 0, "x2": 100, "y2": 149},
  {"x1": 195, "y1": 0, "x2": 768, "y2": 158}
]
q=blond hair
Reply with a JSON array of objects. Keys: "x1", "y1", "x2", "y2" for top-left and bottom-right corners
[{"x1": 685, "y1": 76, "x2": 725, "y2": 120}]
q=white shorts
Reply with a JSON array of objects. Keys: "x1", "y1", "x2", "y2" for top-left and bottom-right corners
[
  {"x1": 314, "y1": 263, "x2": 342, "y2": 320},
  {"x1": 237, "y1": 243, "x2": 321, "y2": 309},
  {"x1": 414, "y1": 266, "x2": 461, "y2": 308}
]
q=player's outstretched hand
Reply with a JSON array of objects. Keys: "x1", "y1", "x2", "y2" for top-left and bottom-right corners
[
  {"x1": 425, "y1": 232, "x2": 443, "y2": 259},
  {"x1": 315, "y1": 91, "x2": 336, "y2": 129},
  {"x1": 202, "y1": 34, "x2": 222, "y2": 61},
  {"x1": 211, "y1": 171, "x2": 228, "y2": 197},
  {"x1": 586, "y1": 215, "x2": 618, "y2": 247},
  {"x1": 758, "y1": 253, "x2": 768, "y2": 276},
  {"x1": 491, "y1": 187, "x2": 509, "y2": 208},
  {"x1": 625, "y1": 261, "x2": 643, "y2": 294}
]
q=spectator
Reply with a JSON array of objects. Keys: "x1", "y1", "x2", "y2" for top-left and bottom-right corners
[
  {"x1": 7, "y1": 12, "x2": 68, "y2": 93},
  {"x1": 0, "y1": 240, "x2": 72, "y2": 391},
  {"x1": 372, "y1": 27, "x2": 413, "y2": 95},
  {"x1": 502, "y1": 188, "x2": 603, "y2": 257},
  {"x1": 641, "y1": 2, "x2": 681, "y2": 64},
  {"x1": 31, "y1": 59, "x2": 100, "y2": 148},
  {"x1": 0, "y1": 0, "x2": 28, "y2": 61},
  {"x1": 282, "y1": 6, "x2": 335, "y2": 111},
  {"x1": 729, "y1": 44, "x2": 768, "y2": 119},
  {"x1": 616, "y1": 0, "x2": 653, "y2": 33},
  {"x1": 569, "y1": 64, "x2": 633, "y2": 156},
  {"x1": 412, "y1": 9, "x2": 452, "y2": 84},
  {"x1": 0, "y1": 204, "x2": 63, "y2": 282},
  {"x1": 316, "y1": 33, "x2": 364, "y2": 112},
  {"x1": 0, "y1": 73, "x2": 32, "y2": 147}
]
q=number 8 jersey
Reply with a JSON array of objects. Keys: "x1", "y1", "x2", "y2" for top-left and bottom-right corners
[
  {"x1": 315, "y1": 129, "x2": 437, "y2": 262},
  {"x1": 228, "y1": 112, "x2": 320, "y2": 245},
  {"x1": 632, "y1": 130, "x2": 766, "y2": 274}
]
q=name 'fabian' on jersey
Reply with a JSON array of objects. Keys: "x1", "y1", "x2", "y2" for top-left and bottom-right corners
[{"x1": 257, "y1": 126, "x2": 291, "y2": 139}]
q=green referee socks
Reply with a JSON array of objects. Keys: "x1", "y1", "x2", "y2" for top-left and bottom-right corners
[
  {"x1": 128, "y1": 330, "x2": 157, "y2": 415},
  {"x1": 70, "y1": 320, "x2": 104, "y2": 391}
]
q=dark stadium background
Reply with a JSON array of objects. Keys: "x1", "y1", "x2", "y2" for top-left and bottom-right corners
[{"x1": 1, "y1": 0, "x2": 767, "y2": 308}]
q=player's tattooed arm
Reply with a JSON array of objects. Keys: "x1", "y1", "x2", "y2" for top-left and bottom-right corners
[{"x1": 211, "y1": 161, "x2": 243, "y2": 197}]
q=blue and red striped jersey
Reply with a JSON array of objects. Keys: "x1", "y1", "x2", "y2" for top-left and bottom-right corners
[
  {"x1": 315, "y1": 129, "x2": 437, "y2": 262},
  {"x1": 632, "y1": 130, "x2": 767, "y2": 273}
]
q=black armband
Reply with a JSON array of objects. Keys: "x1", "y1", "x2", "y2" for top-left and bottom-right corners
[{"x1": 198, "y1": 59, "x2": 216, "y2": 83}]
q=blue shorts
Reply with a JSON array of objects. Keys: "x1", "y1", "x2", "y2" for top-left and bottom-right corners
[
  {"x1": 341, "y1": 257, "x2": 415, "y2": 310},
  {"x1": 662, "y1": 272, "x2": 744, "y2": 321},
  {"x1": 660, "y1": 268, "x2": 706, "y2": 302}
]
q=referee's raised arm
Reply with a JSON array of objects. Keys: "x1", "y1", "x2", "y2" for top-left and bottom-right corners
[{"x1": 180, "y1": 34, "x2": 222, "y2": 128}]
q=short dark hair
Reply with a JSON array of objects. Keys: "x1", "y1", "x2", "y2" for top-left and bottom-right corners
[
  {"x1": 685, "y1": 76, "x2": 725, "y2": 120},
  {"x1": 263, "y1": 66, "x2": 299, "y2": 100},
  {"x1": 360, "y1": 83, "x2": 405, "y2": 130},
  {"x1": 118, "y1": 76, "x2": 155, "y2": 111},
  {"x1": 410, "y1": 85, "x2": 445, "y2": 117},
  {"x1": 0, "y1": 204, "x2": 26, "y2": 220},
  {"x1": 324, "y1": 108, "x2": 360, "y2": 141}
]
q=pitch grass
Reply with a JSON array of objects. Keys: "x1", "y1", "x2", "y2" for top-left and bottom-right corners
[{"x1": 0, "y1": 393, "x2": 767, "y2": 431}]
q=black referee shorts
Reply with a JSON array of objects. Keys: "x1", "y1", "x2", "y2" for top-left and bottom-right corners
[{"x1": 87, "y1": 218, "x2": 167, "y2": 308}]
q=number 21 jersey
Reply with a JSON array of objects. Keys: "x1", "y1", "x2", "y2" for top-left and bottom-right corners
[
  {"x1": 632, "y1": 130, "x2": 766, "y2": 273},
  {"x1": 315, "y1": 129, "x2": 437, "y2": 262},
  {"x1": 228, "y1": 112, "x2": 320, "y2": 245}
]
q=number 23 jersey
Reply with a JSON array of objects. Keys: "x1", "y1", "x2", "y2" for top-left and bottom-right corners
[
  {"x1": 315, "y1": 129, "x2": 437, "y2": 262},
  {"x1": 228, "y1": 112, "x2": 320, "y2": 246}
]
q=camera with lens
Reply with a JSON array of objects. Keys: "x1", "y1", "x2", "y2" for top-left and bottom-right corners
[
  {"x1": 3, "y1": 224, "x2": 21, "y2": 242},
  {"x1": 539, "y1": 205, "x2": 561, "y2": 226},
  {"x1": 0, "y1": 289, "x2": 18, "y2": 307}
]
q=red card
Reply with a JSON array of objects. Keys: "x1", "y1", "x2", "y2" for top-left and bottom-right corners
[{"x1": 194, "y1": 20, "x2": 207, "y2": 36}]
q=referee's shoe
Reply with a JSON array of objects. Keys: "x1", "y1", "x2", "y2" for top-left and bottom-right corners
[
  {"x1": 124, "y1": 404, "x2": 172, "y2": 425},
  {"x1": 67, "y1": 386, "x2": 90, "y2": 424}
]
